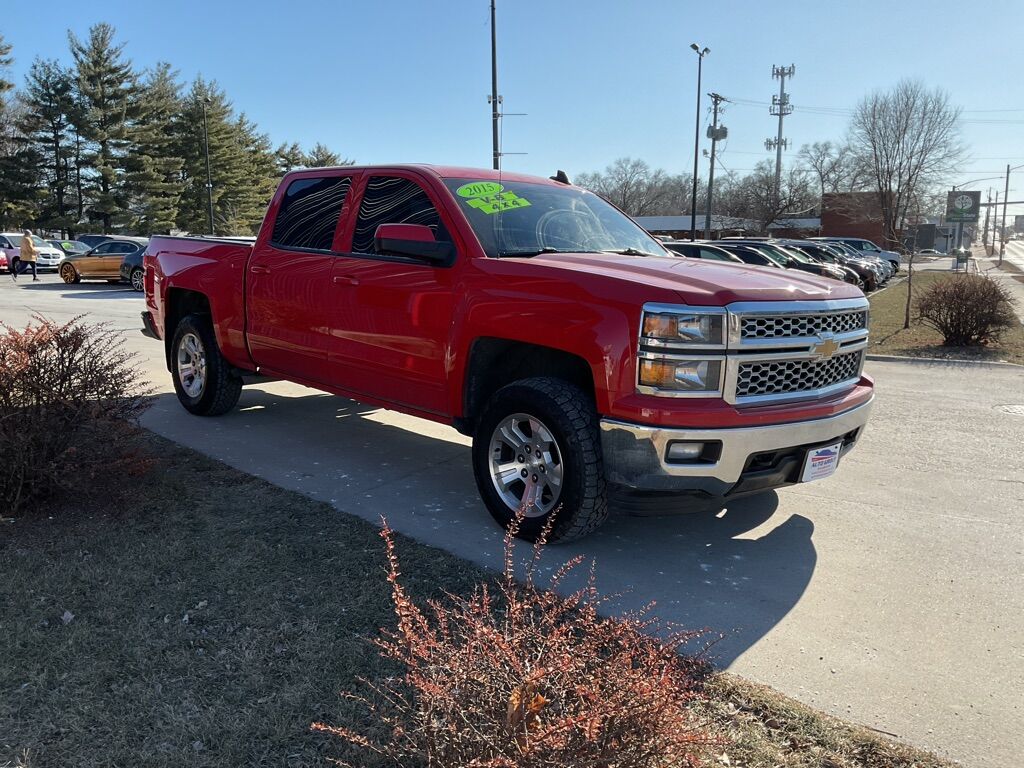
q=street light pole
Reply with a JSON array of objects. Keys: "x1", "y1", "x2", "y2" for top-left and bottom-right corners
[
  {"x1": 999, "y1": 163, "x2": 1024, "y2": 264},
  {"x1": 689, "y1": 43, "x2": 709, "y2": 241},
  {"x1": 490, "y1": 0, "x2": 500, "y2": 170},
  {"x1": 202, "y1": 97, "x2": 214, "y2": 236}
]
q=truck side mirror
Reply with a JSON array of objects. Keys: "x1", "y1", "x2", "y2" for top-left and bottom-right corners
[{"x1": 374, "y1": 223, "x2": 454, "y2": 263}]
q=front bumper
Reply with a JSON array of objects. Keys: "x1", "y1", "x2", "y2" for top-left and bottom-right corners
[{"x1": 600, "y1": 397, "x2": 873, "y2": 497}]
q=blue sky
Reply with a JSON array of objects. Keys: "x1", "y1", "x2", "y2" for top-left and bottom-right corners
[{"x1": 4, "y1": 0, "x2": 1024, "y2": 213}]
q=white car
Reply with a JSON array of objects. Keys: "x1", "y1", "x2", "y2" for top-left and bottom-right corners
[{"x1": 0, "y1": 232, "x2": 65, "y2": 271}]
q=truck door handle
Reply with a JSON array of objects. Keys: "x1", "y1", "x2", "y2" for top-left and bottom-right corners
[
  {"x1": 332, "y1": 274, "x2": 359, "y2": 286},
  {"x1": 250, "y1": 265, "x2": 271, "y2": 275}
]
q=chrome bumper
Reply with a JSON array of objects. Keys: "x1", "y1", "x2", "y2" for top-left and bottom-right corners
[{"x1": 600, "y1": 397, "x2": 873, "y2": 496}]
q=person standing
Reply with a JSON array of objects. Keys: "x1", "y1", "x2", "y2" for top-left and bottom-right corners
[{"x1": 15, "y1": 229, "x2": 38, "y2": 282}]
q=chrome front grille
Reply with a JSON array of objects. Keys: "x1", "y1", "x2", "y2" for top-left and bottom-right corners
[
  {"x1": 735, "y1": 350, "x2": 863, "y2": 399},
  {"x1": 740, "y1": 310, "x2": 867, "y2": 340}
]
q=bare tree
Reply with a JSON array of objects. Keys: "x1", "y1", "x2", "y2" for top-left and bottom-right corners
[
  {"x1": 849, "y1": 80, "x2": 964, "y2": 249},
  {"x1": 575, "y1": 157, "x2": 699, "y2": 217},
  {"x1": 727, "y1": 161, "x2": 815, "y2": 233},
  {"x1": 798, "y1": 141, "x2": 871, "y2": 197}
]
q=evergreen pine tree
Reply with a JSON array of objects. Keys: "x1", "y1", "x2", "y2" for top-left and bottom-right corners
[
  {"x1": 231, "y1": 113, "x2": 278, "y2": 233},
  {"x1": 0, "y1": 34, "x2": 13, "y2": 95},
  {"x1": 69, "y1": 23, "x2": 138, "y2": 233},
  {"x1": 305, "y1": 142, "x2": 352, "y2": 168},
  {"x1": 174, "y1": 78, "x2": 248, "y2": 235},
  {"x1": 275, "y1": 141, "x2": 306, "y2": 174},
  {"x1": 20, "y1": 59, "x2": 76, "y2": 232},
  {"x1": 126, "y1": 62, "x2": 184, "y2": 233}
]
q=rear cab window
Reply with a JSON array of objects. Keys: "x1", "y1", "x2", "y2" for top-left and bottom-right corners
[{"x1": 271, "y1": 175, "x2": 354, "y2": 252}]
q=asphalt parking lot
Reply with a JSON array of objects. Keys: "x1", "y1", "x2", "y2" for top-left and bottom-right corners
[{"x1": 2, "y1": 273, "x2": 1022, "y2": 767}]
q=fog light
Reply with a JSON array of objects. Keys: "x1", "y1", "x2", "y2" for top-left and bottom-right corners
[{"x1": 667, "y1": 441, "x2": 704, "y2": 462}]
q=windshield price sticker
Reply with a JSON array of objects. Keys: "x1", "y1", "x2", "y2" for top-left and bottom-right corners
[
  {"x1": 456, "y1": 181, "x2": 504, "y2": 198},
  {"x1": 466, "y1": 192, "x2": 531, "y2": 215},
  {"x1": 457, "y1": 181, "x2": 531, "y2": 215}
]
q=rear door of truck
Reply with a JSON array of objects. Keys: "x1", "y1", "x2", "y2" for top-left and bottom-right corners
[{"x1": 245, "y1": 170, "x2": 357, "y2": 384}]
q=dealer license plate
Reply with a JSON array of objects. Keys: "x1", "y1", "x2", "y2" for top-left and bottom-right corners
[{"x1": 800, "y1": 441, "x2": 843, "y2": 483}]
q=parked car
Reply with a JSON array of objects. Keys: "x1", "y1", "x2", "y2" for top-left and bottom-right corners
[
  {"x1": 0, "y1": 231, "x2": 65, "y2": 271},
  {"x1": 661, "y1": 240, "x2": 744, "y2": 262},
  {"x1": 713, "y1": 241, "x2": 784, "y2": 268},
  {"x1": 0, "y1": 233, "x2": 15, "y2": 273},
  {"x1": 76, "y1": 234, "x2": 114, "y2": 250},
  {"x1": 119, "y1": 239, "x2": 153, "y2": 291},
  {"x1": 915, "y1": 248, "x2": 942, "y2": 256},
  {"x1": 142, "y1": 164, "x2": 874, "y2": 542},
  {"x1": 722, "y1": 238, "x2": 851, "y2": 284},
  {"x1": 824, "y1": 240, "x2": 892, "y2": 281},
  {"x1": 49, "y1": 239, "x2": 91, "y2": 256},
  {"x1": 59, "y1": 237, "x2": 148, "y2": 284},
  {"x1": 775, "y1": 240, "x2": 867, "y2": 289},
  {"x1": 811, "y1": 236, "x2": 900, "y2": 273}
]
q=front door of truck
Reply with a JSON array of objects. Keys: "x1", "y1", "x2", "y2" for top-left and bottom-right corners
[
  {"x1": 246, "y1": 172, "x2": 355, "y2": 385},
  {"x1": 327, "y1": 173, "x2": 459, "y2": 415}
]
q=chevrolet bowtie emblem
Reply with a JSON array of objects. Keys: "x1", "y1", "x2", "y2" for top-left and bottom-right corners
[{"x1": 810, "y1": 337, "x2": 840, "y2": 359}]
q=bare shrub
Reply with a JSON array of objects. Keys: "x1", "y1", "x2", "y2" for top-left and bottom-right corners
[
  {"x1": 0, "y1": 315, "x2": 150, "y2": 515},
  {"x1": 916, "y1": 275, "x2": 1017, "y2": 346},
  {"x1": 314, "y1": 517, "x2": 716, "y2": 767}
]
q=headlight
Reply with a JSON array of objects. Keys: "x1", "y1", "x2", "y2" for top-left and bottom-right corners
[
  {"x1": 637, "y1": 355, "x2": 724, "y2": 395},
  {"x1": 640, "y1": 306, "x2": 726, "y2": 348}
]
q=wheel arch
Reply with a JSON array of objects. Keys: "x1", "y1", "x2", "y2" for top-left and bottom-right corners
[{"x1": 458, "y1": 338, "x2": 597, "y2": 435}]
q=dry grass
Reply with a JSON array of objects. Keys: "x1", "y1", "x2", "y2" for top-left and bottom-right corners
[
  {"x1": 0, "y1": 434, "x2": 958, "y2": 768},
  {"x1": 868, "y1": 270, "x2": 1024, "y2": 365}
]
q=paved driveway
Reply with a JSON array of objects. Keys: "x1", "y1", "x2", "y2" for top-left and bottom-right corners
[{"x1": 2, "y1": 275, "x2": 1022, "y2": 767}]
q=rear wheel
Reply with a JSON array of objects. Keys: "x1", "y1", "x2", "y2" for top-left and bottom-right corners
[
  {"x1": 171, "y1": 314, "x2": 242, "y2": 416},
  {"x1": 130, "y1": 268, "x2": 144, "y2": 292},
  {"x1": 60, "y1": 262, "x2": 80, "y2": 284},
  {"x1": 472, "y1": 377, "x2": 607, "y2": 542}
]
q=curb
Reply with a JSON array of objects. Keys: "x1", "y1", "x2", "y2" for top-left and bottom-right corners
[{"x1": 865, "y1": 353, "x2": 1024, "y2": 369}]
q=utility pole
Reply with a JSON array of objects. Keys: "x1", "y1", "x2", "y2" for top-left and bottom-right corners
[
  {"x1": 1000, "y1": 162, "x2": 1010, "y2": 263},
  {"x1": 489, "y1": 0, "x2": 501, "y2": 170},
  {"x1": 983, "y1": 189, "x2": 992, "y2": 249},
  {"x1": 202, "y1": 97, "x2": 214, "y2": 236},
  {"x1": 765, "y1": 64, "x2": 795, "y2": 200},
  {"x1": 703, "y1": 93, "x2": 727, "y2": 239},
  {"x1": 688, "y1": 43, "x2": 709, "y2": 241}
]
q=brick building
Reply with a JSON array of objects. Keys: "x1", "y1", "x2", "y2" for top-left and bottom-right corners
[{"x1": 821, "y1": 192, "x2": 886, "y2": 244}]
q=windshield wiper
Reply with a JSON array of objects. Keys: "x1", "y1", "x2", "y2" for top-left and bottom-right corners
[
  {"x1": 498, "y1": 247, "x2": 603, "y2": 258},
  {"x1": 601, "y1": 247, "x2": 664, "y2": 258}
]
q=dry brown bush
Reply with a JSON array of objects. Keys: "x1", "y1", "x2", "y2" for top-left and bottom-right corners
[
  {"x1": 915, "y1": 274, "x2": 1017, "y2": 346},
  {"x1": 0, "y1": 315, "x2": 150, "y2": 516},
  {"x1": 314, "y1": 516, "x2": 716, "y2": 767}
]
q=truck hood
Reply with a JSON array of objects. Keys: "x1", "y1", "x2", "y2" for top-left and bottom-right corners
[{"x1": 521, "y1": 253, "x2": 862, "y2": 304}]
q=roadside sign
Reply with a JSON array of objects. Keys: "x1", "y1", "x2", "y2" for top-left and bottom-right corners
[{"x1": 946, "y1": 191, "x2": 981, "y2": 223}]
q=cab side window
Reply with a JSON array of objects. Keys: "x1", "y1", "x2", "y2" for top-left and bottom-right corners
[
  {"x1": 0, "y1": 237, "x2": 11, "y2": 249},
  {"x1": 351, "y1": 176, "x2": 449, "y2": 254},
  {"x1": 271, "y1": 175, "x2": 353, "y2": 252}
]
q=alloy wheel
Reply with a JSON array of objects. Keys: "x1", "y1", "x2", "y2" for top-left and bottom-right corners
[
  {"x1": 176, "y1": 332, "x2": 207, "y2": 399},
  {"x1": 487, "y1": 413, "x2": 564, "y2": 517}
]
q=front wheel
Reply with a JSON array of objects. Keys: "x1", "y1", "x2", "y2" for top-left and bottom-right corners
[
  {"x1": 472, "y1": 377, "x2": 608, "y2": 543},
  {"x1": 60, "y1": 262, "x2": 80, "y2": 284},
  {"x1": 171, "y1": 314, "x2": 242, "y2": 416}
]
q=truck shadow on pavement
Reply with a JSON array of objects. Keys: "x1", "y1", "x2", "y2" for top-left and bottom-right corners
[
  {"x1": 141, "y1": 386, "x2": 816, "y2": 669},
  {"x1": 17, "y1": 281, "x2": 140, "y2": 299}
]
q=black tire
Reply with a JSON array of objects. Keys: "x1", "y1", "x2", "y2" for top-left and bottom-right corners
[
  {"x1": 60, "y1": 262, "x2": 80, "y2": 284},
  {"x1": 130, "y1": 268, "x2": 144, "y2": 292},
  {"x1": 472, "y1": 377, "x2": 607, "y2": 543},
  {"x1": 170, "y1": 313, "x2": 242, "y2": 416}
]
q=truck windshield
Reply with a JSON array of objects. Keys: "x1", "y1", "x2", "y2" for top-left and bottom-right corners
[{"x1": 443, "y1": 178, "x2": 670, "y2": 258}]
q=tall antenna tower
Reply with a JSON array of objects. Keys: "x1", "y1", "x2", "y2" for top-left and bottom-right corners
[{"x1": 764, "y1": 64, "x2": 795, "y2": 198}]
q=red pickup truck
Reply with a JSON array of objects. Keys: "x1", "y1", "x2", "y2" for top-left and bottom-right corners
[{"x1": 143, "y1": 165, "x2": 873, "y2": 541}]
